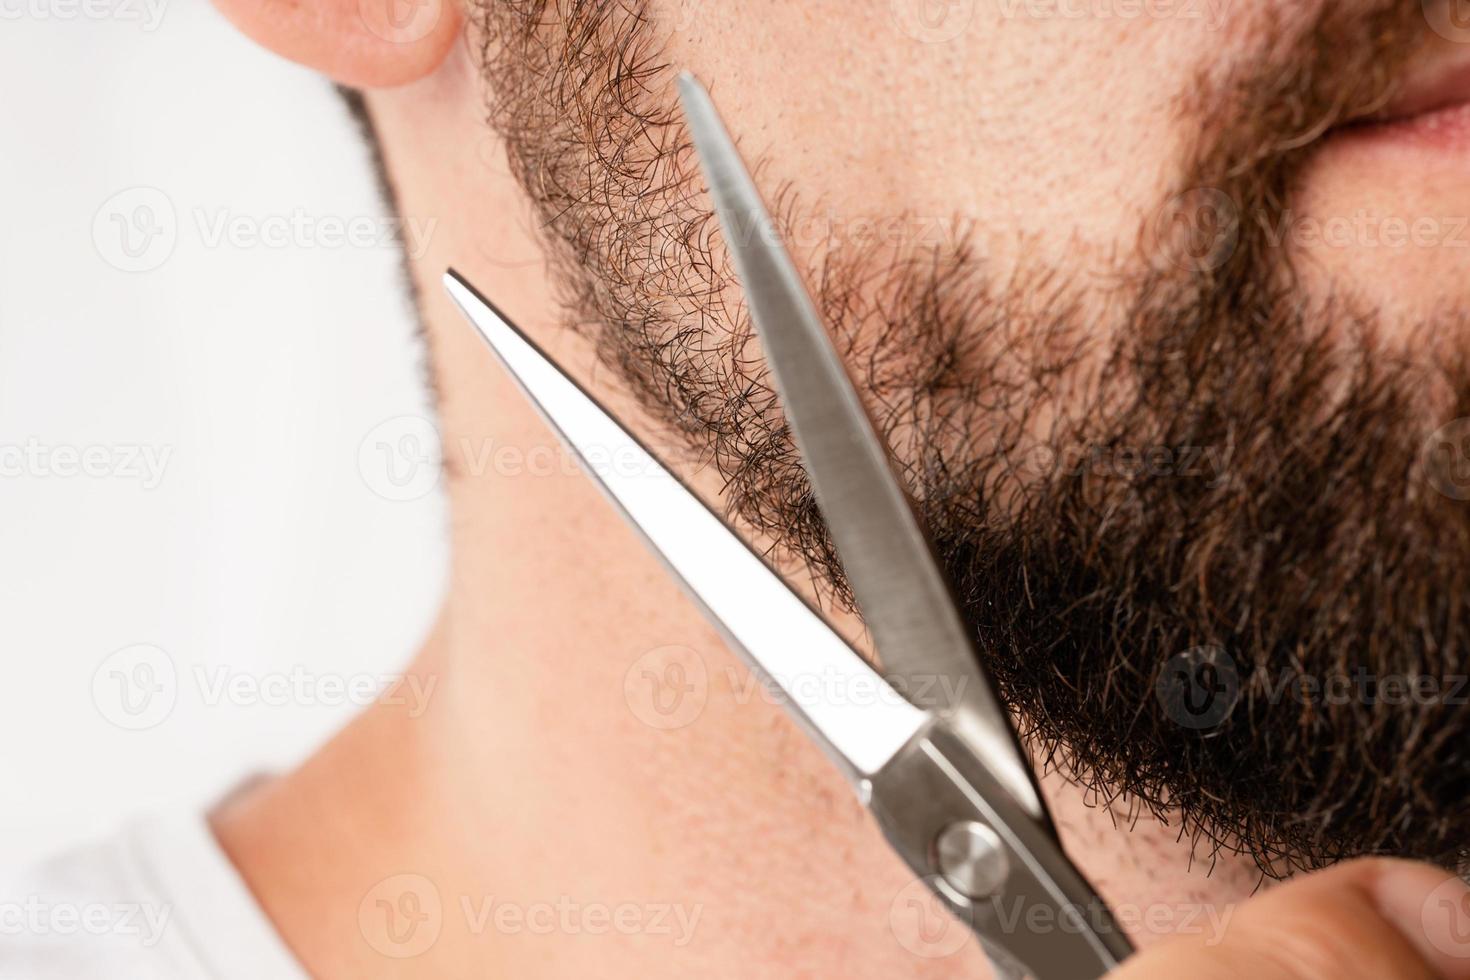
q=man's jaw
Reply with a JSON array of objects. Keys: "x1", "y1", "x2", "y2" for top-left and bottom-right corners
[{"x1": 469, "y1": 0, "x2": 1470, "y2": 877}]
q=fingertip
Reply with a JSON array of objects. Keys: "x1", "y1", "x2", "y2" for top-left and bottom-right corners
[{"x1": 1370, "y1": 859, "x2": 1470, "y2": 979}]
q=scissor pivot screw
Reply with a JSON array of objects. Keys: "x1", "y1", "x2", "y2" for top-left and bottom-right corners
[{"x1": 935, "y1": 821, "x2": 1009, "y2": 900}]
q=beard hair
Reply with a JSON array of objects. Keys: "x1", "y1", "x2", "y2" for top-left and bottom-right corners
[{"x1": 471, "y1": 0, "x2": 1470, "y2": 874}]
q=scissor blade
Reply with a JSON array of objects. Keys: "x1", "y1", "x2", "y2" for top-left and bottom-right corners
[
  {"x1": 677, "y1": 74, "x2": 1044, "y2": 821},
  {"x1": 444, "y1": 271, "x2": 927, "y2": 783}
]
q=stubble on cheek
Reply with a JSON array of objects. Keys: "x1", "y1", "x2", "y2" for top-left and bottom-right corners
[{"x1": 469, "y1": 0, "x2": 1470, "y2": 877}]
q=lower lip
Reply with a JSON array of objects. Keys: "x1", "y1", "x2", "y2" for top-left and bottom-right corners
[{"x1": 1336, "y1": 100, "x2": 1470, "y2": 154}]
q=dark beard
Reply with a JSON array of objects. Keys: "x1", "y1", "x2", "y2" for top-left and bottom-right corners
[{"x1": 471, "y1": 0, "x2": 1470, "y2": 874}]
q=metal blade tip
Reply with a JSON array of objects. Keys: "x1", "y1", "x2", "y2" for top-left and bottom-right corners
[
  {"x1": 675, "y1": 71, "x2": 705, "y2": 104},
  {"x1": 443, "y1": 268, "x2": 473, "y2": 306}
]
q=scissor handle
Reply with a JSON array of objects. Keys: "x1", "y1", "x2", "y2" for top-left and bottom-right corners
[{"x1": 868, "y1": 725, "x2": 1134, "y2": 978}]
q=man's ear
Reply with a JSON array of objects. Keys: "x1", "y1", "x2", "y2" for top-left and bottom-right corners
[{"x1": 211, "y1": 0, "x2": 463, "y2": 88}]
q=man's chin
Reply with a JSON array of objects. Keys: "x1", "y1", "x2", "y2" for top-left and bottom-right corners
[
  {"x1": 1289, "y1": 142, "x2": 1470, "y2": 334},
  {"x1": 921, "y1": 374, "x2": 1470, "y2": 878}
]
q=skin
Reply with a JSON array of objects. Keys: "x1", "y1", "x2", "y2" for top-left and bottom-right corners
[{"x1": 206, "y1": 0, "x2": 1470, "y2": 976}]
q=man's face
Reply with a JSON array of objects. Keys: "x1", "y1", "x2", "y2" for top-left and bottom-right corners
[{"x1": 468, "y1": 0, "x2": 1470, "y2": 877}]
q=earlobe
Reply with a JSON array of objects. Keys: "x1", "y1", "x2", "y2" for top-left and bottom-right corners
[{"x1": 211, "y1": 0, "x2": 464, "y2": 88}]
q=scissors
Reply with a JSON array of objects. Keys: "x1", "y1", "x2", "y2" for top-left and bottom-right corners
[{"x1": 444, "y1": 73, "x2": 1133, "y2": 980}]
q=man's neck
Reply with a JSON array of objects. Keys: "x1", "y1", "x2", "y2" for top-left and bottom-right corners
[
  {"x1": 207, "y1": 71, "x2": 1265, "y2": 980},
  {"x1": 210, "y1": 456, "x2": 967, "y2": 978},
  {"x1": 209, "y1": 404, "x2": 1264, "y2": 978}
]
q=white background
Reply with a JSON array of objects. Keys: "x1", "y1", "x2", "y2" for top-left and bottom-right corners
[{"x1": 0, "y1": 1, "x2": 448, "y2": 863}]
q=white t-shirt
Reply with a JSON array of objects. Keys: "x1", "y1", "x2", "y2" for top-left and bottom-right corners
[{"x1": 0, "y1": 812, "x2": 307, "y2": 979}]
